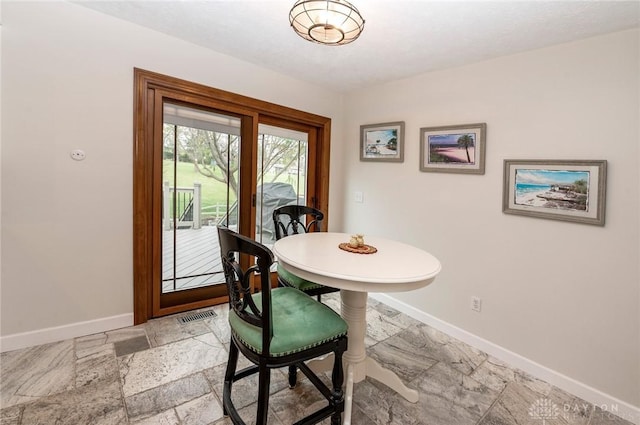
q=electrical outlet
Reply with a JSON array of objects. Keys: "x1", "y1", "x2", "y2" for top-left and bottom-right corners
[{"x1": 471, "y1": 296, "x2": 482, "y2": 312}]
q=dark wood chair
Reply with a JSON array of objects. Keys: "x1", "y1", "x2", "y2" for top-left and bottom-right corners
[
  {"x1": 217, "y1": 226, "x2": 348, "y2": 425},
  {"x1": 272, "y1": 205, "x2": 340, "y2": 302}
]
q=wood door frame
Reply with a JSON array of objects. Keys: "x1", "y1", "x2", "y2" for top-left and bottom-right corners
[{"x1": 133, "y1": 68, "x2": 332, "y2": 325}]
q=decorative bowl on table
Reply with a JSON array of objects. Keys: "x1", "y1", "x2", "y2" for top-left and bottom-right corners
[{"x1": 338, "y1": 234, "x2": 377, "y2": 254}]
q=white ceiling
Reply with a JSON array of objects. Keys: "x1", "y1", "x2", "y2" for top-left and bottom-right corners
[{"x1": 76, "y1": 1, "x2": 640, "y2": 93}]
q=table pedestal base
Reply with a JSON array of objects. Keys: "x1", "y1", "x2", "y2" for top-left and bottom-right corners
[{"x1": 306, "y1": 290, "x2": 418, "y2": 425}]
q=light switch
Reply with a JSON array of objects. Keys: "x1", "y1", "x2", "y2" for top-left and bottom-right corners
[{"x1": 354, "y1": 191, "x2": 364, "y2": 203}]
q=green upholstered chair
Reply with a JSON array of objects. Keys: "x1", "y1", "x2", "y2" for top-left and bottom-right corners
[
  {"x1": 273, "y1": 205, "x2": 340, "y2": 302},
  {"x1": 217, "y1": 226, "x2": 348, "y2": 425},
  {"x1": 273, "y1": 205, "x2": 342, "y2": 388}
]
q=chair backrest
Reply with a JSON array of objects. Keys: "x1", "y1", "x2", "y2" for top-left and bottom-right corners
[
  {"x1": 217, "y1": 226, "x2": 274, "y2": 353},
  {"x1": 273, "y1": 205, "x2": 324, "y2": 240}
]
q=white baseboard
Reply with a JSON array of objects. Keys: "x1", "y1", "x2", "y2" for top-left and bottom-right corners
[
  {"x1": 0, "y1": 313, "x2": 134, "y2": 353},
  {"x1": 370, "y1": 293, "x2": 640, "y2": 425}
]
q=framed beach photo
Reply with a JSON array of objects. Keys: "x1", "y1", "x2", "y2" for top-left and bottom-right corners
[
  {"x1": 360, "y1": 122, "x2": 405, "y2": 162},
  {"x1": 420, "y1": 123, "x2": 486, "y2": 174},
  {"x1": 502, "y1": 160, "x2": 607, "y2": 226}
]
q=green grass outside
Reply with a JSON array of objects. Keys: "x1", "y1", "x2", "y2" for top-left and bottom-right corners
[
  {"x1": 163, "y1": 160, "x2": 236, "y2": 212},
  {"x1": 163, "y1": 160, "x2": 306, "y2": 220}
]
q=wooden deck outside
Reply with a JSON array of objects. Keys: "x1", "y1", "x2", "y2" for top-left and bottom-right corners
[
  {"x1": 162, "y1": 225, "x2": 277, "y2": 293},
  {"x1": 162, "y1": 225, "x2": 225, "y2": 293}
]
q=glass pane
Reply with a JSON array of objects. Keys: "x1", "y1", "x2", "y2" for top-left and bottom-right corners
[
  {"x1": 255, "y1": 124, "x2": 308, "y2": 249},
  {"x1": 162, "y1": 102, "x2": 240, "y2": 294}
]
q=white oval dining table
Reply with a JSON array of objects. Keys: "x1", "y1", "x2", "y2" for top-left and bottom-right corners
[{"x1": 272, "y1": 232, "x2": 442, "y2": 425}]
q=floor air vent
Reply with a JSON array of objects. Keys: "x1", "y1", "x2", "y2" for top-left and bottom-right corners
[{"x1": 178, "y1": 309, "x2": 217, "y2": 324}]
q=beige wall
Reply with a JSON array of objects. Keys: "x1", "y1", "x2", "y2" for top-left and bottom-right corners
[
  {"x1": 0, "y1": 1, "x2": 344, "y2": 334},
  {"x1": 2, "y1": 0, "x2": 638, "y2": 413},
  {"x1": 340, "y1": 30, "x2": 640, "y2": 406}
]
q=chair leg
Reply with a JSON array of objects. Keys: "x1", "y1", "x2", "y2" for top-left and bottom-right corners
[
  {"x1": 288, "y1": 365, "x2": 297, "y2": 388},
  {"x1": 223, "y1": 342, "x2": 240, "y2": 417},
  {"x1": 331, "y1": 341, "x2": 346, "y2": 425},
  {"x1": 256, "y1": 362, "x2": 271, "y2": 425}
]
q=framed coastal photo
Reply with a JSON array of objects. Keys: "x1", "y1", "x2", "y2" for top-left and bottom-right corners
[
  {"x1": 360, "y1": 121, "x2": 405, "y2": 162},
  {"x1": 420, "y1": 123, "x2": 486, "y2": 174},
  {"x1": 502, "y1": 160, "x2": 607, "y2": 226}
]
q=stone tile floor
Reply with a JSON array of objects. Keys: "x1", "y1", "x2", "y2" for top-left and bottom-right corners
[{"x1": 0, "y1": 293, "x2": 635, "y2": 425}]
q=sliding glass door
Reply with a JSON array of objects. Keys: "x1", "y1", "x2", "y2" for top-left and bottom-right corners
[
  {"x1": 255, "y1": 124, "x2": 310, "y2": 248},
  {"x1": 161, "y1": 103, "x2": 240, "y2": 297},
  {"x1": 133, "y1": 69, "x2": 331, "y2": 322}
]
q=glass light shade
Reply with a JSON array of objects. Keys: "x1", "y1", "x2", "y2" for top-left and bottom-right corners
[{"x1": 289, "y1": 0, "x2": 365, "y2": 45}]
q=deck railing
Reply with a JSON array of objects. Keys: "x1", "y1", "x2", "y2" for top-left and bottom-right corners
[{"x1": 163, "y1": 181, "x2": 201, "y2": 230}]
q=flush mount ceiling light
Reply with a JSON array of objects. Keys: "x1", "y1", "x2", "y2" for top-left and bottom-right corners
[{"x1": 289, "y1": 0, "x2": 365, "y2": 46}]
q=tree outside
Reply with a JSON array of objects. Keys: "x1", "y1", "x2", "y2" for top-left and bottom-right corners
[{"x1": 163, "y1": 124, "x2": 307, "y2": 225}]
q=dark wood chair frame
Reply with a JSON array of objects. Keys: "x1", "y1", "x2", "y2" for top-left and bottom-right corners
[
  {"x1": 272, "y1": 205, "x2": 340, "y2": 301},
  {"x1": 218, "y1": 226, "x2": 347, "y2": 425}
]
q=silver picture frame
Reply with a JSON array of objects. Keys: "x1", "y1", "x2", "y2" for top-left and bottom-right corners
[
  {"x1": 360, "y1": 121, "x2": 405, "y2": 163},
  {"x1": 502, "y1": 159, "x2": 607, "y2": 226},
  {"x1": 420, "y1": 123, "x2": 486, "y2": 174}
]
